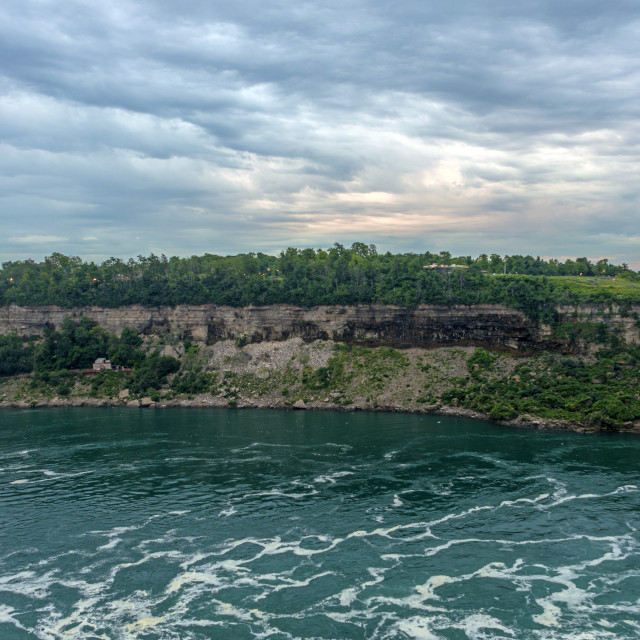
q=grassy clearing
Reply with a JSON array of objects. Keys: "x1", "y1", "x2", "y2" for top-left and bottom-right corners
[{"x1": 551, "y1": 276, "x2": 640, "y2": 298}]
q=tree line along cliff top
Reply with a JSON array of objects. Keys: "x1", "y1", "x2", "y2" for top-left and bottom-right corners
[{"x1": 2, "y1": 244, "x2": 639, "y2": 321}]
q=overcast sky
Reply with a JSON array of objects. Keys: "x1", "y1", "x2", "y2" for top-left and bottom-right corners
[{"x1": 1, "y1": 0, "x2": 639, "y2": 265}]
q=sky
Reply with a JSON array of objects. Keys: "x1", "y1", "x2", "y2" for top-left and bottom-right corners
[{"x1": 1, "y1": 0, "x2": 639, "y2": 266}]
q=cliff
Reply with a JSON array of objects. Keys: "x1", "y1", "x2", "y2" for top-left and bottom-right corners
[
  {"x1": 2, "y1": 303, "x2": 639, "y2": 431},
  {"x1": 0, "y1": 303, "x2": 573, "y2": 353}
]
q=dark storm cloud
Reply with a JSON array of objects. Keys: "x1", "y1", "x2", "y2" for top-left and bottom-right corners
[{"x1": 0, "y1": 0, "x2": 638, "y2": 263}]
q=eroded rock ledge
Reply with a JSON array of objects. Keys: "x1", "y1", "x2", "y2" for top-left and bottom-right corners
[{"x1": 0, "y1": 303, "x2": 567, "y2": 353}]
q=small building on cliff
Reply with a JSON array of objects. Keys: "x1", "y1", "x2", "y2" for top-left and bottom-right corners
[{"x1": 93, "y1": 358, "x2": 112, "y2": 371}]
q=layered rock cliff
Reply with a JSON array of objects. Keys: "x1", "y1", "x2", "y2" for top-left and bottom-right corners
[
  {"x1": 1, "y1": 302, "x2": 637, "y2": 352},
  {"x1": 0, "y1": 303, "x2": 552, "y2": 352}
]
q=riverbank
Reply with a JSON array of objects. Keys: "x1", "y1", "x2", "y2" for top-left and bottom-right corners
[
  {"x1": 0, "y1": 389, "x2": 595, "y2": 433},
  {"x1": 0, "y1": 372, "x2": 622, "y2": 436},
  {"x1": 2, "y1": 337, "x2": 639, "y2": 433}
]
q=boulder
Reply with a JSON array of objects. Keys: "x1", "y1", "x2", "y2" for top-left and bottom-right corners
[
  {"x1": 118, "y1": 389, "x2": 130, "y2": 399},
  {"x1": 292, "y1": 399, "x2": 307, "y2": 410},
  {"x1": 159, "y1": 345, "x2": 180, "y2": 359}
]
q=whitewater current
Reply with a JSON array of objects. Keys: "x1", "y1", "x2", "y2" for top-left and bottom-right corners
[{"x1": 0, "y1": 408, "x2": 639, "y2": 639}]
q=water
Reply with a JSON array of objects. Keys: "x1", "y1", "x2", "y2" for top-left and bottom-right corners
[{"x1": 0, "y1": 408, "x2": 639, "y2": 640}]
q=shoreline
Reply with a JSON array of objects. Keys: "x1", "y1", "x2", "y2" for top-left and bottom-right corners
[
  {"x1": 2, "y1": 335, "x2": 638, "y2": 435},
  {"x1": 0, "y1": 391, "x2": 611, "y2": 434}
]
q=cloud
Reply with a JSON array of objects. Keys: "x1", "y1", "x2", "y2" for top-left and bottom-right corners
[
  {"x1": 9, "y1": 235, "x2": 67, "y2": 244},
  {"x1": 0, "y1": 0, "x2": 639, "y2": 264}
]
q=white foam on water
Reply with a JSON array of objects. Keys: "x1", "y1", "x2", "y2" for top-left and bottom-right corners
[
  {"x1": 219, "y1": 505, "x2": 237, "y2": 517},
  {"x1": 211, "y1": 599, "x2": 273, "y2": 626},
  {"x1": 313, "y1": 470, "x2": 354, "y2": 484},
  {"x1": 6, "y1": 463, "x2": 33, "y2": 470},
  {"x1": 174, "y1": 536, "x2": 317, "y2": 585},
  {"x1": 0, "y1": 605, "x2": 28, "y2": 632},
  {"x1": 324, "y1": 610, "x2": 362, "y2": 624},
  {"x1": 393, "y1": 494, "x2": 403, "y2": 507},
  {"x1": 614, "y1": 484, "x2": 637, "y2": 493},
  {"x1": 598, "y1": 619, "x2": 615, "y2": 628},
  {"x1": 272, "y1": 570, "x2": 333, "y2": 592},
  {"x1": 167, "y1": 569, "x2": 223, "y2": 594},
  {"x1": 97, "y1": 538, "x2": 121, "y2": 551},
  {"x1": 428, "y1": 504, "x2": 494, "y2": 529},
  {"x1": 395, "y1": 616, "x2": 441, "y2": 639},
  {"x1": 623, "y1": 619, "x2": 640, "y2": 632},
  {"x1": 544, "y1": 484, "x2": 639, "y2": 511},
  {"x1": 41, "y1": 469, "x2": 93, "y2": 479},
  {"x1": 230, "y1": 442, "x2": 292, "y2": 453},
  {"x1": 415, "y1": 575, "x2": 454, "y2": 600},
  {"x1": 0, "y1": 569, "x2": 59, "y2": 599},
  {"x1": 8, "y1": 468, "x2": 94, "y2": 486},
  {"x1": 359, "y1": 521, "x2": 435, "y2": 543},
  {"x1": 45, "y1": 596, "x2": 104, "y2": 639},
  {"x1": 89, "y1": 523, "x2": 140, "y2": 538},
  {"x1": 126, "y1": 616, "x2": 165, "y2": 632},
  {"x1": 455, "y1": 612, "x2": 516, "y2": 638},
  {"x1": 337, "y1": 587, "x2": 358, "y2": 606},
  {"x1": 532, "y1": 599, "x2": 562, "y2": 627},
  {"x1": 89, "y1": 511, "x2": 194, "y2": 547},
  {"x1": 497, "y1": 493, "x2": 550, "y2": 509},
  {"x1": 242, "y1": 487, "x2": 319, "y2": 499},
  {"x1": 473, "y1": 559, "x2": 524, "y2": 580},
  {"x1": 424, "y1": 538, "x2": 484, "y2": 557},
  {"x1": 178, "y1": 552, "x2": 212, "y2": 570},
  {"x1": 259, "y1": 535, "x2": 340, "y2": 558}
]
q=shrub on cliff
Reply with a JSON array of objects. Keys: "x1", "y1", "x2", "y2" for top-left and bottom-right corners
[
  {"x1": 34, "y1": 317, "x2": 114, "y2": 371},
  {"x1": 129, "y1": 354, "x2": 180, "y2": 394},
  {"x1": 489, "y1": 403, "x2": 518, "y2": 421},
  {"x1": 107, "y1": 327, "x2": 145, "y2": 368},
  {"x1": 0, "y1": 334, "x2": 35, "y2": 375}
]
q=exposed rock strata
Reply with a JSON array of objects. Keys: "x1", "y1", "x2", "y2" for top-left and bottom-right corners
[
  {"x1": 1, "y1": 302, "x2": 637, "y2": 351},
  {"x1": 0, "y1": 303, "x2": 561, "y2": 352},
  {"x1": 556, "y1": 304, "x2": 640, "y2": 345}
]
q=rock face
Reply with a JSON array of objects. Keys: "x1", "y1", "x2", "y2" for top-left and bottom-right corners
[{"x1": 0, "y1": 302, "x2": 637, "y2": 353}]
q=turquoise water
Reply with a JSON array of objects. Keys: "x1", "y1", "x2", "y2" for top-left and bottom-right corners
[{"x1": 1, "y1": 408, "x2": 639, "y2": 639}]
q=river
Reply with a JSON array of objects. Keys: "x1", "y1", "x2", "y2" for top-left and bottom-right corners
[{"x1": 1, "y1": 408, "x2": 639, "y2": 639}]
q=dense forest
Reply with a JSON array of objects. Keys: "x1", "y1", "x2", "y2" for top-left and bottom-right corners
[{"x1": 1, "y1": 244, "x2": 638, "y2": 322}]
